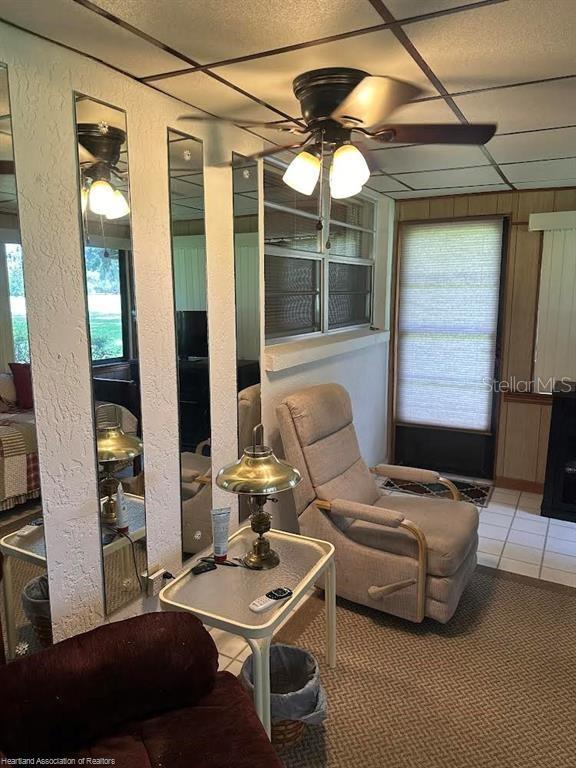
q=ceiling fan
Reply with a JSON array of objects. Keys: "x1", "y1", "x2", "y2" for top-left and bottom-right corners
[
  {"x1": 77, "y1": 123, "x2": 130, "y2": 219},
  {"x1": 180, "y1": 67, "x2": 496, "y2": 199}
]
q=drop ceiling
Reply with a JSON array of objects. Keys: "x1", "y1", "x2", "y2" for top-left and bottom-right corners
[{"x1": 0, "y1": 0, "x2": 575, "y2": 199}]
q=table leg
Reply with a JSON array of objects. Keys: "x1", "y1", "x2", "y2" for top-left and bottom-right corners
[
  {"x1": 325, "y1": 559, "x2": 336, "y2": 668},
  {"x1": 247, "y1": 636, "x2": 272, "y2": 738},
  {"x1": 2, "y1": 555, "x2": 16, "y2": 659}
]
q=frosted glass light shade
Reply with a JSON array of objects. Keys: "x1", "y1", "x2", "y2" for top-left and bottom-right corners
[
  {"x1": 81, "y1": 187, "x2": 88, "y2": 214},
  {"x1": 88, "y1": 179, "x2": 115, "y2": 215},
  {"x1": 282, "y1": 151, "x2": 321, "y2": 196},
  {"x1": 329, "y1": 144, "x2": 370, "y2": 199},
  {"x1": 105, "y1": 190, "x2": 130, "y2": 220},
  {"x1": 330, "y1": 178, "x2": 363, "y2": 199}
]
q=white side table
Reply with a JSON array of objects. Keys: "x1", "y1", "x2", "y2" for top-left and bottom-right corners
[
  {"x1": 0, "y1": 494, "x2": 145, "y2": 658},
  {"x1": 159, "y1": 525, "x2": 336, "y2": 737}
]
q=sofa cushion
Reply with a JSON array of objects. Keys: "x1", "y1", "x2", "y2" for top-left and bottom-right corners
[
  {"x1": 0, "y1": 612, "x2": 218, "y2": 756},
  {"x1": 345, "y1": 494, "x2": 479, "y2": 577},
  {"x1": 64, "y1": 673, "x2": 282, "y2": 768}
]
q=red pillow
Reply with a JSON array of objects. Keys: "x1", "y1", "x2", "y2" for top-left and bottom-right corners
[{"x1": 9, "y1": 363, "x2": 33, "y2": 410}]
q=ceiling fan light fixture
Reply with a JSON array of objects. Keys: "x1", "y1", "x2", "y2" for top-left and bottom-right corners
[
  {"x1": 331, "y1": 144, "x2": 370, "y2": 186},
  {"x1": 88, "y1": 179, "x2": 116, "y2": 216},
  {"x1": 282, "y1": 150, "x2": 321, "y2": 196},
  {"x1": 105, "y1": 189, "x2": 130, "y2": 220},
  {"x1": 81, "y1": 186, "x2": 89, "y2": 214},
  {"x1": 329, "y1": 177, "x2": 363, "y2": 199}
]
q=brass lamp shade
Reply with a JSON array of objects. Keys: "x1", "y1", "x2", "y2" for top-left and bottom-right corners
[
  {"x1": 97, "y1": 424, "x2": 143, "y2": 463},
  {"x1": 216, "y1": 445, "x2": 301, "y2": 496},
  {"x1": 216, "y1": 429, "x2": 301, "y2": 569},
  {"x1": 96, "y1": 406, "x2": 143, "y2": 525}
]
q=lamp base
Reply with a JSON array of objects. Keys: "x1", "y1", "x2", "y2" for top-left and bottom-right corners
[{"x1": 243, "y1": 534, "x2": 280, "y2": 570}]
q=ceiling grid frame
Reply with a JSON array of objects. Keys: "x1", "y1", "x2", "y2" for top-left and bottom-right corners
[{"x1": 0, "y1": 0, "x2": 573, "y2": 199}]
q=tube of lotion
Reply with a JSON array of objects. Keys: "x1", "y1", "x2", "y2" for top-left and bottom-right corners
[{"x1": 211, "y1": 507, "x2": 231, "y2": 563}]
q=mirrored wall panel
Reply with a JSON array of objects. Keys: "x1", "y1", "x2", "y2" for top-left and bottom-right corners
[
  {"x1": 74, "y1": 96, "x2": 146, "y2": 615},
  {"x1": 167, "y1": 130, "x2": 212, "y2": 559},
  {"x1": 232, "y1": 154, "x2": 261, "y2": 519},
  {"x1": 0, "y1": 63, "x2": 48, "y2": 659}
]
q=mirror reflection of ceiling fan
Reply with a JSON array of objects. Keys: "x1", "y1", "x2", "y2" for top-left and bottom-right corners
[
  {"x1": 77, "y1": 123, "x2": 130, "y2": 220},
  {"x1": 180, "y1": 67, "x2": 496, "y2": 199},
  {"x1": 1, "y1": 125, "x2": 131, "y2": 221}
]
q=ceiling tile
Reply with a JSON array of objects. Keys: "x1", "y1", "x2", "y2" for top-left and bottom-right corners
[
  {"x1": 388, "y1": 183, "x2": 510, "y2": 198},
  {"x1": 75, "y1": 99, "x2": 126, "y2": 130},
  {"x1": 454, "y1": 79, "x2": 576, "y2": 134},
  {"x1": 488, "y1": 127, "x2": 576, "y2": 163},
  {"x1": 502, "y1": 158, "x2": 576, "y2": 183},
  {"x1": 168, "y1": 134, "x2": 203, "y2": 173},
  {"x1": 514, "y1": 181, "x2": 576, "y2": 189},
  {"x1": 365, "y1": 175, "x2": 411, "y2": 193},
  {"x1": 393, "y1": 165, "x2": 503, "y2": 189},
  {"x1": 0, "y1": 0, "x2": 186, "y2": 77},
  {"x1": 0, "y1": 132, "x2": 13, "y2": 163},
  {"x1": 386, "y1": 0, "x2": 487, "y2": 20},
  {"x1": 90, "y1": 0, "x2": 383, "y2": 65},
  {"x1": 370, "y1": 144, "x2": 488, "y2": 173},
  {"x1": 217, "y1": 29, "x2": 438, "y2": 118},
  {"x1": 0, "y1": 176, "x2": 16, "y2": 195},
  {"x1": 155, "y1": 71, "x2": 283, "y2": 122},
  {"x1": 404, "y1": 0, "x2": 576, "y2": 92}
]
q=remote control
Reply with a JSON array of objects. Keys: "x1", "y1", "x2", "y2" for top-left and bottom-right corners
[{"x1": 249, "y1": 587, "x2": 293, "y2": 613}]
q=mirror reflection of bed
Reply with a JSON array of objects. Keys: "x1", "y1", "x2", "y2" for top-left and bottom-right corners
[{"x1": 0, "y1": 62, "x2": 49, "y2": 659}]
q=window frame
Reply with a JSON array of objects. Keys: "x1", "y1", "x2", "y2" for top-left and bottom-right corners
[
  {"x1": 87, "y1": 247, "x2": 135, "y2": 367},
  {"x1": 264, "y1": 159, "x2": 377, "y2": 344}
]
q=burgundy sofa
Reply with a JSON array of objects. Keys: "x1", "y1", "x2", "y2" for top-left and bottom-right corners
[{"x1": 0, "y1": 609, "x2": 282, "y2": 767}]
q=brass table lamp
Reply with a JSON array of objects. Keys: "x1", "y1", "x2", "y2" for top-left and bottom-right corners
[
  {"x1": 216, "y1": 425, "x2": 301, "y2": 569},
  {"x1": 96, "y1": 405, "x2": 143, "y2": 525}
]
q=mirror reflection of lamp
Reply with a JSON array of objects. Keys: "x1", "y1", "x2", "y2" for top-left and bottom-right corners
[{"x1": 96, "y1": 404, "x2": 142, "y2": 526}]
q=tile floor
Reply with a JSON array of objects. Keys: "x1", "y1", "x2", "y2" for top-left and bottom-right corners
[
  {"x1": 211, "y1": 486, "x2": 576, "y2": 671},
  {"x1": 476, "y1": 487, "x2": 576, "y2": 587}
]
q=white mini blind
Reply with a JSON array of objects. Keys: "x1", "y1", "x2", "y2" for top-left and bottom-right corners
[
  {"x1": 396, "y1": 219, "x2": 503, "y2": 432},
  {"x1": 534, "y1": 228, "x2": 576, "y2": 392}
]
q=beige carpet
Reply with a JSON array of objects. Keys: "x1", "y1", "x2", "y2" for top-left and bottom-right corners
[{"x1": 276, "y1": 567, "x2": 575, "y2": 768}]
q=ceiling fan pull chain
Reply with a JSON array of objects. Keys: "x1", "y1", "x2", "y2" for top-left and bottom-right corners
[{"x1": 316, "y1": 132, "x2": 325, "y2": 232}]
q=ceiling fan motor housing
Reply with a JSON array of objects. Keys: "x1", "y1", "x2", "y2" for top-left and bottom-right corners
[
  {"x1": 293, "y1": 67, "x2": 369, "y2": 141},
  {"x1": 77, "y1": 123, "x2": 126, "y2": 178}
]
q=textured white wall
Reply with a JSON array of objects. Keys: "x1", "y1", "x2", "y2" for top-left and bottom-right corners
[
  {"x1": 0, "y1": 21, "x2": 262, "y2": 639},
  {"x1": 261, "y1": 196, "x2": 394, "y2": 532}
]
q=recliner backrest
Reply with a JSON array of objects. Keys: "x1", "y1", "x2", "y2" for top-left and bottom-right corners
[{"x1": 276, "y1": 383, "x2": 380, "y2": 515}]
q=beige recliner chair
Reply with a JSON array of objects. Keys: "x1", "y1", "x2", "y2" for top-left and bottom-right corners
[
  {"x1": 181, "y1": 383, "x2": 262, "y2": 553},
  {"x1": 276, "y1": 383, "x2": 479, "y2": 623}
]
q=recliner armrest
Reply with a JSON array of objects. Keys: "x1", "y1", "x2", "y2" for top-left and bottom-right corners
[
  {"x1": 372, "y1": 463, "x2": 440, "y2": 484},
  {"x1": 325, "y1": 498, "x2": 405, "y2": 528}
]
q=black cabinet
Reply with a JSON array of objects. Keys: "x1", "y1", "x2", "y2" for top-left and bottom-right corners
[{"x1": 541, "y1": 382, "x2": 576, "y2": 523}]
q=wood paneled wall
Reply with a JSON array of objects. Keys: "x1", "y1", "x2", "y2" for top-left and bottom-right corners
[{"x1": 395, "y1": 187, "x2": 576, "y2": 490}]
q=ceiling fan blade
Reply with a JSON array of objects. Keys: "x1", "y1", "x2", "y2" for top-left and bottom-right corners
[
  {"x1": 223, "y1": 142, "x2": 310, "y2": 165},
  {"x1": 178, "y1": 114, "x2": 302, "y2": 132},
  {"x1": 0, "y1": 160, "x2": 15, "y2": 175},
  {"x1": 78, "y1": 142, "x2": 97, "y2": 164},
  {"x1": 368, "y1": 123, "x2": 497, "y2": 145},
  {"x1": 331, "y1": 76, "x2": 423, "y2": 130}
]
